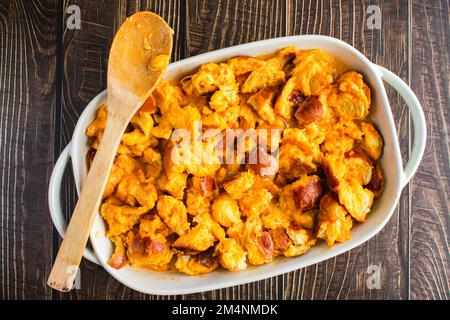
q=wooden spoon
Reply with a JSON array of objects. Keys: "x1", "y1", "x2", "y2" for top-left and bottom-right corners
[{"x1": 47, "y1": 12, "x2": 173, "y2": 292}]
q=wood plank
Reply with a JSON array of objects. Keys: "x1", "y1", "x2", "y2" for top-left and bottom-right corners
[
  {"x1": 0, "y1": 0, "x2": 58, "y2": 299},
  {"x1": 56, "y1": 0, "x2": 121, "y2": 300},
  {"x1": 410, "y1": 0, "x2": 450, "y2": 300},
  {"x1": 283, "y1": 0, "x2": 410, "y2": 299},
  {"x1": 185, "y1": 0, "x2": 285, "y2": 56}
]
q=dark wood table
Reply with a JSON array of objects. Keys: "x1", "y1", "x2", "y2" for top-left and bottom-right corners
[{"x1": 0, "y1": 0, "x2": 448, "y2": 300}]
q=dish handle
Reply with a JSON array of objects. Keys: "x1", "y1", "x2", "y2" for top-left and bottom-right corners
[
  {"x1": 377, "y1": 65, "x2": 427, "y2": 188},
  {"x1": 48, "y1": 143, "x2": 100, "y2": 265}
]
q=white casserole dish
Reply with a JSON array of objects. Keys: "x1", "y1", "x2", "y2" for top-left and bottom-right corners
[{"x1": 48, "y1": 35, "x2": 426, "y2": 295}]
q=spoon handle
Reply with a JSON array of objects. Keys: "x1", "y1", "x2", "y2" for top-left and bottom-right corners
[{"x1": 47, "y1": 114, "x2": 127, "y2": 292}]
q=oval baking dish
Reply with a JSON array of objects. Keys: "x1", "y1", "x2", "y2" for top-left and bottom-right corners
[{"x1": 48, "y1": 35, "x2": 426, "y2": 295}]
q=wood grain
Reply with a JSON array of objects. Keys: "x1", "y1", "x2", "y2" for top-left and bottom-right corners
[
  {"x1": 0, "y1": 0, "x2": 57, "y2": 299},
  {"x1": 1, "y1": 0, "x2": 448, "y2": 300},
  {"x1": 410, "y1": 0, "x2": 449, "y2": 300},
  {"x1": 58, "y1": 0, "x2": 135, "y2": 300}
]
